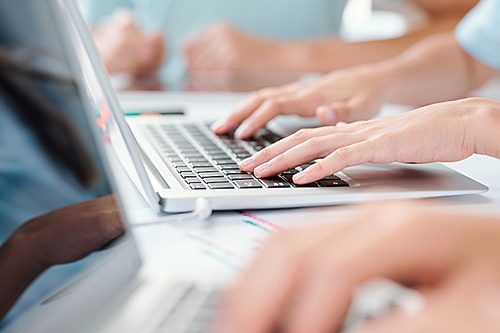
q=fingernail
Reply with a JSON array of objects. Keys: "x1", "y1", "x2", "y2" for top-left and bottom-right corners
[
  {"x1": 235, "y1": 123, "x2": 250, "y2": 139},
  {"x1": 210, "y1": 119, "x2": 226, "y2": 132},
  {"x1": 317, "y1": 105, "x2": 337, "y2": 122},
  {"x1": 293, "y1": 171, "x2": 307, "y2": 183},
  {"x1": 254, "y1": 162, "x2": 269, "y2": 175},
  {"x1": 238, "y1": 157, "x2": 254, "y2": 170}
]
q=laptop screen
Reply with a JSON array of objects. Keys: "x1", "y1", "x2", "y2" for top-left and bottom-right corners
[{"x1": 0, "y1": 0, "x2": 140, "y2": 329}]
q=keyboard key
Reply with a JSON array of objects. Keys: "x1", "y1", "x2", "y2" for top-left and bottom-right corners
[
  {"x1": 169, "y1": 156, "x2": 183, "y2": 162},
  {"x1": 183, "y1": 152, "x2": 204, "y2": 157},
  {"x1": 259, "y1": 177, "x2": 291, "y2": 188},
  {"x1": 223, "y1": 169, "x2": 247, "y2": 175},
  {"x1": 172, "y1": 162, "x2": 187, "y2": 168},
  {"x1": 176, "y1": 167, "x2": 192, "y2": 172},
  {"x1": 185, "y1": 157, "x2": 209, "y2": 163},
  {"x1": 212, "y1": 155, "x2": 232, "y2": 160},
  {"x1": 198, "y1": 172, "x2": 224, "y2": 178},
  {"x1": 190, "y1": 183, "x2": 207, "y2": 190},
  {"x1": 231, "y1": 148, "x2": 248, "y2": 154},
  {"x1": 261, "y1": 133, "x2": 282, "y2": 144},
  {"x1": 192, "y1": 137, "x2": 210, "y2": 143},
  {"x1": 174, "y1": 142, "x2": 193, "y2": 148},
  {"x1": 208, "y1": 183, "x2": 234, "y2": 189},
  {"x1": 160, "y1": 146, "x2": 175, "y2": 153},
  {"x1": 203, "y1": 145, "x2": 224, "y2": 151},
  {"x1": 317, "y1": 180, "x2": 349, "y2": 187},
  {"x1": 177, "y1": 146, "x2": 198, "y2": 151},
  {"x1": 227, "y1": 174, "x2": 254, "y2": 180},
  {"x1": 297, "y1": 162, "x2": 316, "y2": 170},
  {"x1": 193, "y1": 167, "x2": 218, "y2": 173},
  {"x1": 184, "y1": 177, "x2": 202, "y2": 184},
  {"x1": 169, "y1": 135, "x2": 187, "y2": 140},
  {"x1": 219, "y1": 164, "x2": 240, "y2": 170},
  {"x1": 167, "y1": 134, "x2": 183, "y2": 140},
  {"x1": 205, "y1": 149, "x2": 225, "y2": 154},
  {"x1": 234, "y1": 180, "x2": 262, "y2": 189},
  {"x1": 203, "y1": 177, "x2": 230, "y2": 183},
  {"x1": 246, "y1": 141, "x2": 262, "y2": 148},
  {"x1": 180, "y1": 172, "x2": 197, "y2": 178},
  {"x1": 295, "y1": 183, "x2": 320, "y2": 188},
  {"x1": 160, "y1": 124, "x2": 176, "y2": 131},
  {"x1": 190, "y1": 162, "x2": 214, "y2": 167},
  {"x1": 281, "y1": 169, "x2": 299, "y2": 175},
  {"x1": 320, "y1": 175, "x2": 341, "y2": 181},
  {"x1": 209, "y1": 154, "x2": 230, "y2": 159},
  {"x1": 281, "y1": 174, "x2": 318, "y2": 187},
  {"x1": 201, "y1": 144, "x2": 220, "y2": 149},
  {"x1": 226, "y1": 144, "x2": 244, "y2": 151},
  {"x1": 215, "y1": 159, "x2": 237, "y2": 165}
]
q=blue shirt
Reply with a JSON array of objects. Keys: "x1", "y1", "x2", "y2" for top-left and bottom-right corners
[
  {"x1": 0, "y1": 94, "x2": 98, "y2": 325},
  {"x1": 456, "y1": 0, "x2": 500, "y2": 71},
  {"x1": 0, "y1": 3, "x2": 117, "y2": 325},
  {"x1": 0, "y1": 97, "x2": 93, "y2": 246},
  {"x1": 80, "y1": 0, "x2": 348, "y2": 81}
]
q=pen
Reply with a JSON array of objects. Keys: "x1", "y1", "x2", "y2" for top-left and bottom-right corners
[{"x1": 125, "y1": 108, "x2": 185, "y2": 116}]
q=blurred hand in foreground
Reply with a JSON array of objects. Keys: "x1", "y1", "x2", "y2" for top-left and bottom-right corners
[
  {"x1": 238, "y1": 98, "x2": 500, "y2": 184},
  {"x1": 217, "y1": 201, "x2": 500, "y2": 333},
  {"x1": 93, "y1": 9, "x2": 166, "y2": 74}
]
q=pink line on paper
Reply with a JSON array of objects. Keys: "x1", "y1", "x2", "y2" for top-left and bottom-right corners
[{"x1": 241, "y1": 213, "x2": 284, "y2": 231}]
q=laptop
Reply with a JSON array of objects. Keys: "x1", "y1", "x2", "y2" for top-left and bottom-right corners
[
  {"x1": 0, "y1": 2, "x2": 428, "y2": 331},
  {"x1": 67, "y1": 0, "x2": 488, "y2": 214},
  {"x1": 0, "y1": 2, "x2": 220, "y2": 331}
]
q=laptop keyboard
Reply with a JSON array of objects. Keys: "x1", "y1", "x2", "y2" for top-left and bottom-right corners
[{"x1": 145, "y1": 123, "x2": 349, "y2": 190}]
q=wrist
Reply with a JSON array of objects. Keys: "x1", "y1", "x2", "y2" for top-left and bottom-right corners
[
  {"x1": 468, "y1": 98, "x2": 500, "y2": 159},
  {"x1": 0, "y1": 230, "x2": 48, "y2": 321},
  {"x1": 370, "y1": 59, "x2": 404, "y2": 104},
  {"x1": 277, "y1": 42, "x2": 318, "y2": 72},
  {"x1": 8, "y1": 228, "x2": 50, "y2": 275}
]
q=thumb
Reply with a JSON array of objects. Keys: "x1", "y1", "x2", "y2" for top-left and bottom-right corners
[
  {"x1": 138, "y1": 41, "x2": 154, "y2": 61},
  {"x1": 315, "y1": 102, "x2": 350, "y2": 125},
  {"x1": 147, "y1": 32, "x2": 164, "y2": 44},
  {"x1": 316, "y1": 98, "x2": 378, "y2": 125}
]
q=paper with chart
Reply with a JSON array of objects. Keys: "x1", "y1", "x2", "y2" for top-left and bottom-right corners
[{"x1": 166, "y1": 205, "x2": 359, "y2": 273}]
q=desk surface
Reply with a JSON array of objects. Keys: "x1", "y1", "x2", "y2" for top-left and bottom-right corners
[{"x1": 117, "y1": 90, "x2": 500, "y2": 284}]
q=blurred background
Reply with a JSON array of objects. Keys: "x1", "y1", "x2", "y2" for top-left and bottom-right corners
[{"x1": 77, "y1": 0, "x2": 428, "y2": 92}]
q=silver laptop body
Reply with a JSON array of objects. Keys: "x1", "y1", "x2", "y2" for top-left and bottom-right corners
[
  {"x1": 73, "y1": 0, "x2": 487, "y2": 214},
  {"x1": 0, "y1": 2, "x2": 220, "y2": 332}
]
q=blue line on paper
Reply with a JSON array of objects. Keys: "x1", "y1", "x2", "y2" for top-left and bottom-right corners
[
  {"x1": 200, "y1": 249, "x2": 242, "y2": 271},
  {"x1": 242, "y1": 220, "x2": 271, "y2": 232}
]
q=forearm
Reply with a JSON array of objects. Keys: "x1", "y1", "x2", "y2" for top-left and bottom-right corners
[
  {"x1": 375, "y1": 32, "x2": 494, "y2": 106},
  {"x1": 470, "y1": 98, "x2": 500, "y2": 160},
  {"x1": 280, "y1": 13, "x2": 466, "y2": 72},
  {"x1": 0, "y1": 233, "x2": 47, "y2": 321}
]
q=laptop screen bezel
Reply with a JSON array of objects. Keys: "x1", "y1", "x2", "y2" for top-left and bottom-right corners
[{"x1": 63, "y1": 0, "x2": 164, "y2": 214}]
